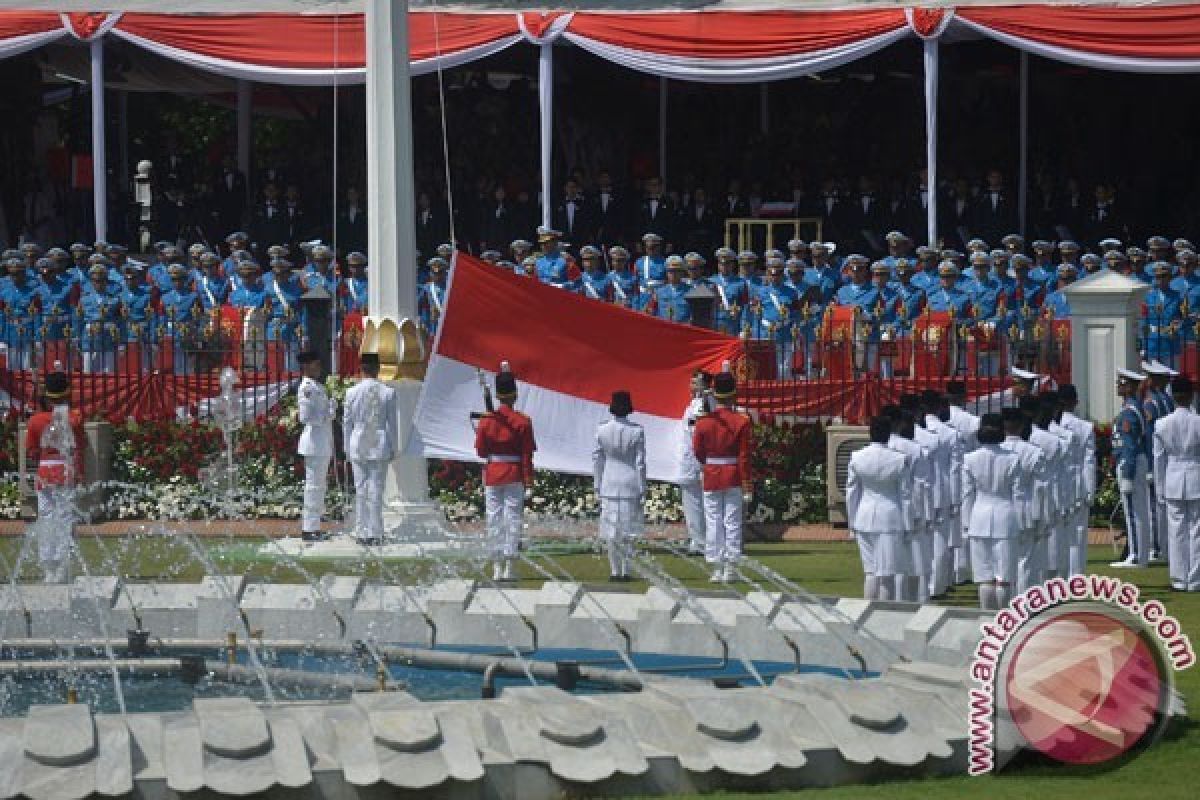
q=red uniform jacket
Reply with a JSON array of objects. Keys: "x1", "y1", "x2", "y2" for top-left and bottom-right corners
[
  {"x1": 692, "y1": 406, "x2": 753, "y2": 492},
  {"x1": 25, "y1": 409, "x2": 85, "y2": 488},
  {"x1": 474, "y1": 405, "x2": 536, "y2": 487}
]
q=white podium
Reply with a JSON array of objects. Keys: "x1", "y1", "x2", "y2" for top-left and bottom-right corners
[{"x1": 1062, "y1": 270, "x2": 1149, "y2": 423}]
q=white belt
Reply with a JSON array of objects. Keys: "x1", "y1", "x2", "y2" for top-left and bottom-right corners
[
  {"x1": 706, "y1": 457, "x2": 738, "y2": 465},
  {"x1": 488, "y1": 455, "x2": 521, "y2": 463},
  {"x1": 38, "y1": 459, "x2": 65, "y2": 467},
  {"x1": 1172, "y1": 457, "x2": 1200, "y2": 465}
]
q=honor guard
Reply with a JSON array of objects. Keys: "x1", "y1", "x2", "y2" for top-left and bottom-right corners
[
  {"x1": 1001, "y1": 407, "x2": 1047, "y2": 594},
  {"x1": 230, "y1": 261, "x2": 270, "y2": 370},
  {"x1": 646, "y1": 256, "x2": 691, "y2": 323},
  {"x1": 636, "y1": 233, "x2": 668, "y2": 289},
  {"x1": 783, "y1": 257, "x2": 806, "y2": 293},
  {"x1": 593, "y1": 390, "x2": 647, "y2": 581},
  {"x1": 1147, "y1": 235, "x2": 1174, "y2": 278},
  {"x1": 679, "y1": 371, "x2": 714, "y2": 555},
  {"x1": 685, "y1": 252, "x2": 709, "y2": 287},
  {"x1": 963, "y1": 414, "x2": 1026, "y2": 610},
  {"x1": 1111, "y1": 368, "x2": 1152, "y2": 568},
  {"x1": 418, "y1": 257, "x2": 449, "y2": 336},
  {"x1": 806, "y1": 242, "x2": 842, "y2": 302},
  {"x1": 692, "y1": 367, "x2": 752, "y2": 583},
  {"x1": 480, "y1": 250, "x2": 503, "y2": 265},
  {"x1": 1127, "y1": 247, "x2": 1152, "y2": 284},
  {"x1": 1105, "y1": 249, "x2": 1131, "y2": 276},
  {"x1": 266, "y1": 258, "x2": 302, "y2": 368},
  {"x1": 342, "y1": 252, "x2": 370, "y2": 314},
  {"x1": 899, "y1": 393, "x2": 950, "y2": 598},
  {"x1": 1143, "y1": 263, "x2": 1182, "y2": 365},
  {"x1": 24, "y1": 368, "x2": 85, "y2": 583},
  {"x1": 1152, "y1": 375, "x2": 1200, "y2": 591},
  {"x1": 607, "y1": 246, "x2": 639, "y2": 310},
  {"x1": 224, "y1": 232, "x2": 251, "y2": 275},
  {"x1": 534, "y1": 227, "x2": 569, "y2": 287},
  {"x1": 304, "y1": 245, "x2": 338, "y2": 295},
  {"x1": 945, "y1": 380, "x2": 981, "y2": 451},
  {"x1": 343, "y1": 353, "x2": 398, "y2": 546},
  {"x1": 579, "y1": 245, "x2": 611, "y2": 301},
  {"x1": 510, "y1": 239, "x2": 533, "y2": 265},
  {"x1": 122, "y1": 262, "x2": 161, "y2": 364},
  {"x1": 736, "y1": 249, "x2": 761, "y2": 286},
  {"x1": 869, "y1": 261, "x2": 899, "y2": 378},
  {"x1": 751, "y1": 259, "x2": 799, "y2": 378},
  {"x1": 710, "y1": 247, "x2": 749, "y2": 334},
  {"x1": 881, "y1": 405, "x2": 933, "y2": 602},
  {"x1": 1040, "y1": 264, "x2": 1075, "y2": 320},
  {"x1": 195, "y1": 253, "x2": 229, "y2": 311},
  {"x1": 474, "y1": 363, "x2": 537, "y2": 581},
  {"x1": 847, "y1": 417, "x2": 914, "y2": 601},
  {"x1": 882, "y1": 231, "x2": 914, "y2": 273},
  {"x1": 911, "y1": 246, "x2": 941, "y2": 293},
  {"x1": 38, "y1": 256, "x2": 79, "y2": 342},
  {"x1": 1170, "y1": 249, "x2": 1200, "y2": 311},
  {"x1": 297, "y1": 351, "x2": 336, "y2": 541},
  {"x1": 786, "y1": 238, "x2": 809, "y2": 267},
  {"x1": 160, "y1": 264, "x2": 203, "y2": 374},
  {"x1": 1001, "y1": 233, "x2": 1025, "y2": 255},
  {"x1": 1142, "y1": 360, "x2": 1175, "y2": 563},
  {"x1": 924, "y1": 390, "x2": 970, "y2": 585},
  {"x1": 971, "y1": 255, "x2": 1015, "y2": 377},
  {"x1": 78, "y1": 263, "x2": 122, "y2": 374},
  {"x1": 925, "y1": 262, "x2": 972, "y2": 317},
  {"x1": 1019, "y1": 394, "x2": 1062, "y2": 584},
  {"x1": 0, "y1": 257, "x2": 41, "y2": 370},
  {"x1": 1058, "y1": 383, "x2": 1097, "y2": 575}
]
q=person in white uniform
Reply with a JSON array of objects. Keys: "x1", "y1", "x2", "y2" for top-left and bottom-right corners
[
  {"x1": 1001, "y1": 408, "x2": 1047, "y2": 593},
  {"x1": 342, "y1": 353, "x2": 398, "y2": 545},
  {"x1": 1058, "y1": 384, "x2": 1096, "y2": 575},
  {"x1": 946, "y1": 380, "x2": 981, "y2": 452},
  {"x1": 678, "y1": 371, "x2": 713, "y2": 555},
  {"x1": 593, "y1": 390, "x2": 647, "y2": 581},
  {"x1": 1021, "y1": 395, "x2": 1066, "y2": 581},
  {"x1": 900, "y1": 393, "x2": 949, "y2": 597},
  {"x1": 1152, "y1": 375, "x2": 1200, "y2": 591},
  {"x1": 962, "y1": 414, "x2": 1026, "y2": 610},
  {"x1": 923, "y1": 390, "x2": 969, "y2": 586},
  {"x1": 296, "y1": 350, "x2": 336, "y2": 541},
  {"x1": 882, "y1": 405, "x2": 934, "y2": 603},
  {"x1": 1045, "y1": 391, "x2": 1081, "y2": 576},
  {"x1": 1111, "y1": 368, "x2": 1152, "y2": 568},
  {"x1": 846, "y1": 417, "x2": 913, "y2": 601}
]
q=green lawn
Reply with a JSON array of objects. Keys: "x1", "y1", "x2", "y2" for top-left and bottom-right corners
[{"x1": 1, "y1": 535, "x2": 1195, "y2": 799}]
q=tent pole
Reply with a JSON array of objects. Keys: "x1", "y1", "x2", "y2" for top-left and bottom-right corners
[
  {"x1": 90, "y1": 37, "x2": 107, "y2": 243},
  {"x1": 658, "y1": 76, "x2": 667, "y2": 186},
  {"x1": 760, "y1": 83, "x2": 769, "y2": 135},
  {"x1": 923, "y1": 38, "x2": 938, "y2": 247},
  {"x1": 539, "y1": 41, "x2": 553, "y2": 229},
  {"x1": 118, "y1": 90, "x2": 129, "y2": 205},
  {"x1": 1018, "y1": 50, "x2": 1029, "y2": 238},
  {"x1": 237, "y1": 80, "x2": 252, "y2": 195}
]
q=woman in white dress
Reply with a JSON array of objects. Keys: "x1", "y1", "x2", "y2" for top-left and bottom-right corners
[
  {"x1": 593, "y1": 390, "x2": 647, "y2": 581},
  {"x1": 963, "y1": 413, "x2": 1027, "y2": 610},
  {"x1": 846, "y1": 417, "x2": 914, "y2": 600}
]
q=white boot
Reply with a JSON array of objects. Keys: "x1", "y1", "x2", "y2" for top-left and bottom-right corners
[
  {"x1": 607, "y1": 543, "x2": 622, "y2": 578},
  {"x1": 492, "y1": 560, "x2": 503, "y2": 581},
  {"x1": 720, "y1": 563, "x2": 736, "y2": 583},
  {"x1": 501, "y1": 559, "x2": 514, "y2": 581}
]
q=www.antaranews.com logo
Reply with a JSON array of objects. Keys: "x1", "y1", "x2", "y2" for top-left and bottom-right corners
[{"x1": 968, "y1": 574, "x2": 1194, "y2": 775}]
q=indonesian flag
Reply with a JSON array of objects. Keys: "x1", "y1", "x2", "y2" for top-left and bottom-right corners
[{"x1": 413, "y1": 254, "x2": 743, "y2": 481}]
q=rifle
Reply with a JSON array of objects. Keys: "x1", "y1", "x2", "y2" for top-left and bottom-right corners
[{"x1": 470, "y1": 367, "x2": 494, "y2": 422}]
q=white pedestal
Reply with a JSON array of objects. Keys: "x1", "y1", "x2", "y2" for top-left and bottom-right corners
[
  {"x1": 1062, "y1": 270, "x2": 1149, "y2": 423},
  {"x1": 382, "y1": 378, "x2": 442, "y2": 536}
]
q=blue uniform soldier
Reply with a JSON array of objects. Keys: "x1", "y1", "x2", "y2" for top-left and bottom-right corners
[
  {"x1": 418, "y1": 257, "x2": 449, "y2": 337},
  {"x1": 606, "y1": 246, "x2": 640, "y2": 311},
  {"x1": 911, "y1": 246, "x2": 942, "y2": 294},
  {"x1": 579, "y1": 246, "x2": 611, "y2": 301},
  {"x1": 0, "y1": 257, "x2": 42, "y2": 370},
  {"x1": 533, "y1": 227, "x2": 569, "y2": 287},
  {"x1": 78, "y1": 263, "x2": 122, "y2": 374},
  {"x1": 971, "y1": 254, "x2": 1016, "y2": 377},
  {"x1": 635, "y1": 232, "x2": 668, "y2": 290},
  {"x1": 1141, "y1": 360, "x2": 1176, "y2": 564},
  {"x1": 1111, "y1": 368, "x2": 1152, "y2": 568},
  {"x1": 160, "y1": 264, "x2": 204, "y2": 374},
  {"x1": 1142, "y1": 262, "x2": 1182, "y2": 367},
  {"x1": 710, "y1": 247, "x2": 749, "y2": 335},
  {"x1": 1043, "y1": 264, "x2": 1077, "y2": 321},
  {"x1": 341, "y1": 252, "x2": 369, "y2": 315},
  {"x1": 38, "y1": 256, "x2": 78, "y2": 345},
  {"x1": 265, "y1": 258, "x2": 303, "y2": 369},
  {"x1": 647, "y1": 255, "x2": 691, "y2": 323},
  {"x1": 749, "y1": 258, "x2": 799, "y2": 378}
]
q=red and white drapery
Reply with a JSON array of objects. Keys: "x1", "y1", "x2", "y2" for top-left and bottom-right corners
[{"x1": 8, "y1": 6, "x2": 1200, "y2": 241}]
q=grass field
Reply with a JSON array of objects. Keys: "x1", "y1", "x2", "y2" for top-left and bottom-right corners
[{"x1": 0, "y1": 535, "x2": 1195, "y2": 799}]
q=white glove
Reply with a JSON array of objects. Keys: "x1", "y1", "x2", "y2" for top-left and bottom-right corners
[
  {"x1": 1118, "y1": 477, "x2": 1135, "y2": 495},
  {"x1": 742, "y1": 492, "x2": 754, "y2": 506},
  {"x1": 1146, "y1": 472, "x2": 1155, "y2": 485},
  {"x1": 524, "y1": 486, "x2": 534, "y2": 501},
  {"x1": 327, "y1": 398, "x2": 338, "y2": 418}
]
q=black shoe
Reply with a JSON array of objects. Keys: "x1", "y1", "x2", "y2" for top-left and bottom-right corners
[
  {"x1": 358, "y1": 537, "x2": 383, "y2": 547},
  {"x1": 302, "y1": 531, "x2": 322, "y2": 542},
  {"x1": 608, "y1": 574, "x2": 622, "y2": 583}
]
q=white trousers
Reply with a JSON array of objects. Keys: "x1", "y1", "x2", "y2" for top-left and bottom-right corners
[
  {"x1": 82, "y1": 349, "x2": 114, "y2": 374},
  {"x1": 1165, "y1": 498, "x2": 1200, "y2": 590},
  {"x1": 485, "y1": 482, "x2": 524, "y2": 558},
  {"x1": 703, "y1": 488, "x2": 743, "y2": 565},
  {"x1": 1155, "y1": 494, "x2": 1170, "y2": 561},
  {"x1": 1068, "y1": 504, "x2": 1089, "y2": 576},
  {"x1": 680, "y1": 480, "x2": 705, "y2": 548},
  {"x1": 302, "y1": 453, "x2": 331, "y2": 533},
  {"x1": 350, "y1": 459, "x2": 388, "y2": 542},
  {"x1": 36, "y1": 487, "x2": 75, "y2": 582},
  {"x1": 1016, "y1": 529, "x2": 1041, "y2": 593},
  {"x1": 1121, "y1": 457, "x2": 1152, "y2": 566}
]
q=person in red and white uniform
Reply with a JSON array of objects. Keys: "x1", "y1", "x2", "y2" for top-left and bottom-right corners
[
  {"x1": 24, "y1": 368, "x2": 86, "y2": 583},
  {"x1": 474, "y1": 364, "x2": 537, "y2": 582},
  {"x1": 692, "y1": 366, "x2": 752, "y2": 583}
]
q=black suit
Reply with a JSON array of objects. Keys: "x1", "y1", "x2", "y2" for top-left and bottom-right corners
[
  {"x1": 251, "y1": 203, "x2": 289, "y2": 249},
  {"x1": 481, "y1": 203, "x2": 513, "y2": 251},
  {"x1": 633, "y1": 196, "x2": 675, "y2": 243},
  {"x1": 843, "y1": 194, "x2": 885, "y2": 254},
  {"x1": 553, "y1": 195, "x2": 593, "y2": 244},
  {"x1": 415, "y1": 208, "x2": 449, "y2": 259},
  {"x1": 212, "y1": 169, "x2": 247, "y2": 231},
  {"x1": 336, "y1": 206, "x2": 368, "y2": 254},
  {"x1": 680, "y1": 203, "x2": 719, "y2": 254},
  {"x1": 721, "y1": 195, "x2": 750, "y2": 250},
  {"x1": 940, "y1": 194, "x2": 975, "y2": 247},
  {"x1": 903, "y1": 188, "x2": 933, "y2": 243},
  {"x1": 1084, "y1": 202, "x2": 1125, "y2": 247},
  {"x1": 973, "y1": 190, "x2": 1017, "y2": 243},
  {"x1": 591, "y1": 190, "x2": 625, "y2": 245},
  {"x1": 282, "y1": 203, "x2": 307, "y2": 245}
]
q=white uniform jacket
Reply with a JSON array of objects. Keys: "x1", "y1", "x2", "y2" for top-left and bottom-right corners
[
  {"x1": 677, "y1": 396, "x2": 709, "y2": 484},
  {"x1": 1153, "y1": 407, "x2": 1200, "y2": 501},
  {"x1": 593, "y1": 417, "x2": 647, "y2": 499},
  {"x1": 342, "y1": 377, "x2": 398, "y2": 462},
  {"x1": 888, "y1": 434, "x2": 932, "y2": 525},
  {"x1": 297, "y1": 376, "x2": 335, "y2": 457},
  {"x1": 1001, "y1": 435, "x2": 1047, "y2": 529},
  {"x1": 1060, "y1": 410, "x2": 1097, "y2": 502},
  {"x1": 962, "y1": 444, "x2": 1026, "y2": 538},
  {"x1": 846, "y1": 443, "x2": 913, "y2": 535}
]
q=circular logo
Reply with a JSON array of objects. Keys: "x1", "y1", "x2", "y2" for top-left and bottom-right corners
[{"x1": 1003, "y1": 610, "x2": 1167, "y2": 766}]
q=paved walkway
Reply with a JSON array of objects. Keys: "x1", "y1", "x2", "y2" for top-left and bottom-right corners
[{"x1": 0, "y1": 517, "x2": 1118, "y2": 545}]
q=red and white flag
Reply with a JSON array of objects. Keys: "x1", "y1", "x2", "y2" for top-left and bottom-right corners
[{"x1": 413, "y1": 254, "x2": 743, "y2": 481}]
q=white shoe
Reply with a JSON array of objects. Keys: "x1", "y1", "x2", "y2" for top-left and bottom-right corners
[
  {"x1": 709, "y1": 569, "x2": 724, "y2": 583},
  {"x1": 502, "y1": 560, "x2": 514, "y2": 581},
  {"x1": 1149, "y1": 551, "x2": 1164, "y2": 564},
  {"x1": 722, "y1": 564, "x2": 736, "y2": 583},
  {"x1": 492, "y1": 562, "x2": 503, "y2": 581},
  {"x1": 1109, "y1": 557, "x2": 1139, "y2": 568}
]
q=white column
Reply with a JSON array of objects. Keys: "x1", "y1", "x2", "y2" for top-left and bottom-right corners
[
  {"x1": 923, "y1": 38, "x2": 939, "y2": 247},
  {"x1": 366, "y1": 0, "x2": 416, "y2": 323},
  {"x1": 1018, "y1": 50, "x2": 1029, "y2": 238},
  {"x1": 90, "y1": 38, "x2": 107, "y2": 243},
  {"x1": 539, "y1": 41, "x2": 553, "y2": 229},
  {"x1": 759, "y1": 83, "x2": 769, "y2": 135},
  {"x1": 237, "y1": 80, "x2": 252, "y2": 186},
  {"x1": 365, "y1": 0, "x2": 432, "y2": 523},
  {"x1": 1063, "y1": 271, "x2": 1149, "y2": 422},
  {"x1": 658, "y1": 76, "x2": 668, "y2": 186}
]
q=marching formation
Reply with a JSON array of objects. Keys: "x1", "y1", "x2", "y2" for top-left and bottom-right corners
[{"x1": 847, "y1": 378, "x2": 1097, "y2": 609}]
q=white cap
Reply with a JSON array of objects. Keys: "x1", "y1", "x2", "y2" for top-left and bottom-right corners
[
  {"x1": 1151, "y1": 359, "x2": 1179, "y2": 377},
  {"x1": 1011, "y1": 367, "x2": 1040, "y2": 382},
  {"x1": 1117, "y1": 367, "x2": 1147, "y2": 382}
]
